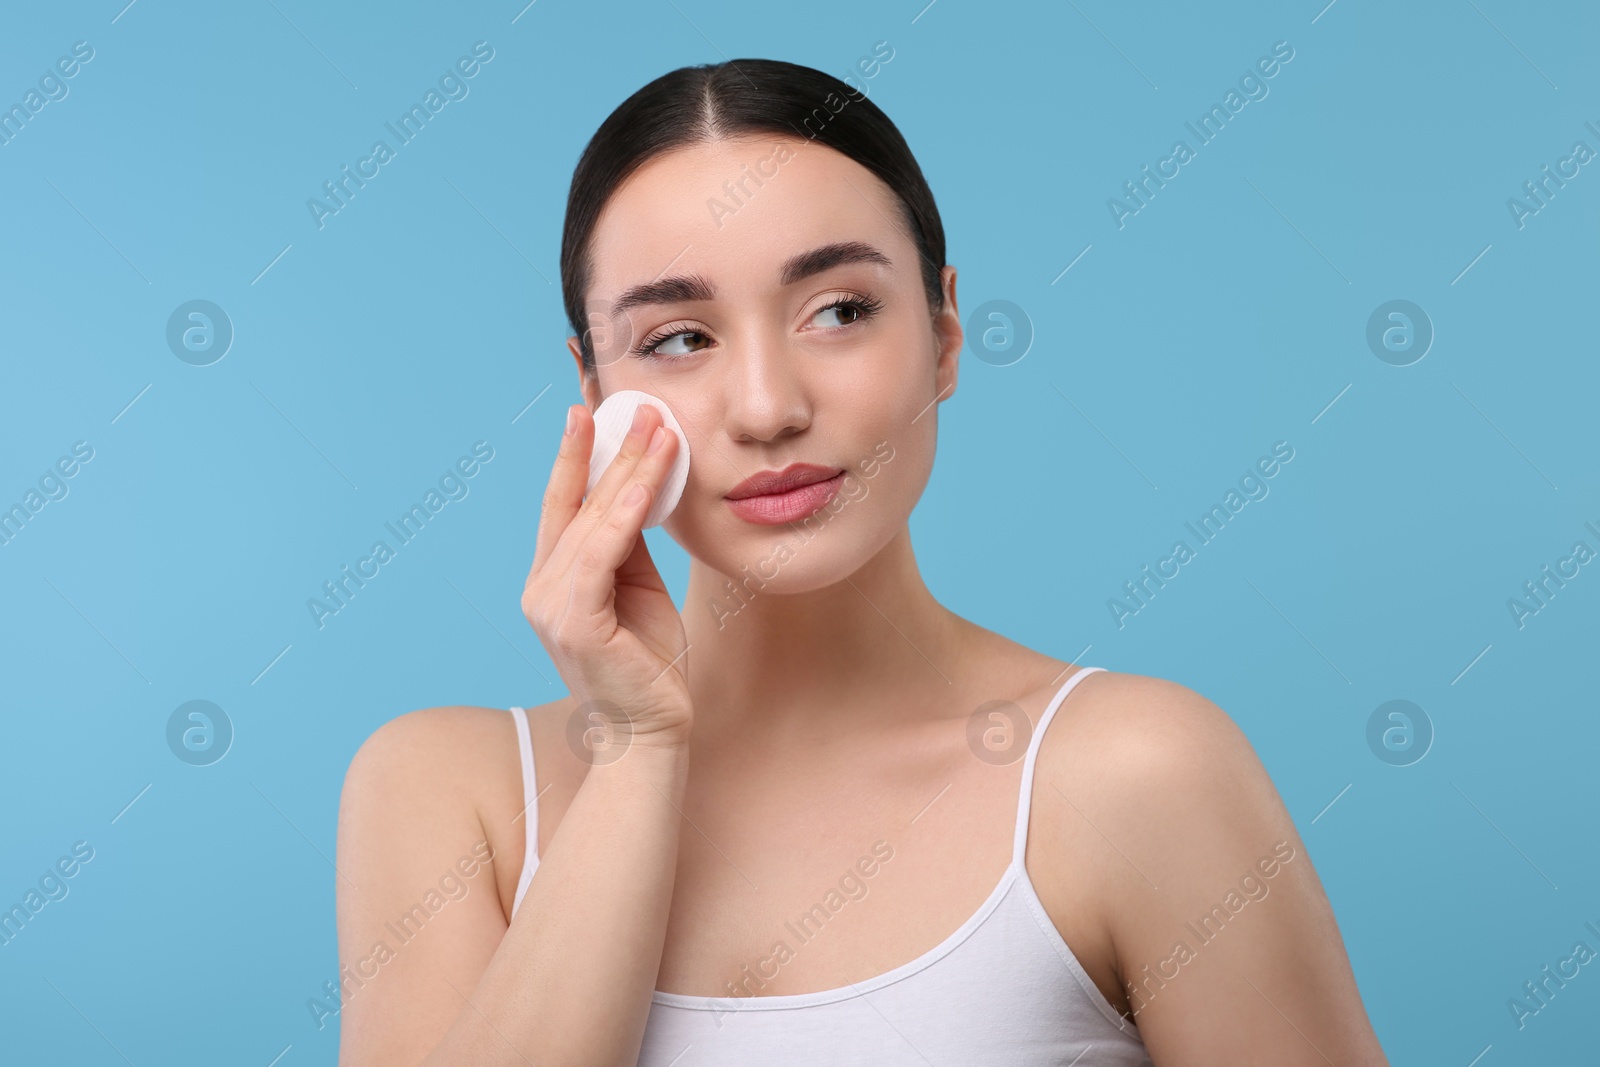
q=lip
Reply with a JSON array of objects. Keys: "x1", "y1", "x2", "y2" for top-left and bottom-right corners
[
  {"x1": 725, "y1": 463, "x2": 847, "y2": 525},
  {"x1": 726, "y1": 463, "x2": 844, "y2": 500}
]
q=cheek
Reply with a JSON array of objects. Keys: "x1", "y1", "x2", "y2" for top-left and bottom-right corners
[
  {"x1": 826, "y1": 342, "x2": 938, "y2": 500},
  {"x1": 836, "y1": 337, "x2": 928, "y2": 422}
]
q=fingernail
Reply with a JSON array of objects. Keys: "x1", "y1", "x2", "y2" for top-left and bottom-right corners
[
  {"x1": 565, "y1": 406, "x2": 578, "y2": 436},
  {"x1": 629, "y1": 406, "x2": 648, "y2": 436},
  {"x1": 623, "y1": 482, "x2": 647, "y2": 507},
  {"x1": 646, "y1": 426, "x2": 668, "y2": 455}
]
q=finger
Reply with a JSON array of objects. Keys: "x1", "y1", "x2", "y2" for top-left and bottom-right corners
[
  {"x1": 614, "y1": 513, "x2": 669, "y2": 595},
  {"x1": 560, "y1": 419, "x2": 680, "y2": 624},
  {"x1": 580, "y1": 402, "x2": 664, "y2": 520},
  {"x1": 530, "y1": 404, "x2": 594, "y2": 580},
  {"x1": 613, "y1": 532, "x2": 686, "y2": 675},
  {"x1": 543, "y1": 401, "x2": 665, "y2": 580}
]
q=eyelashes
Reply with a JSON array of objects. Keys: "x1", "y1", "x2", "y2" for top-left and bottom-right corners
[{"x1": 630, "y1": 292, "x2": 886, "y2": 361}]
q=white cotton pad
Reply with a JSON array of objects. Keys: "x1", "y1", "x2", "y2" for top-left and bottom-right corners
[{"x1": 585, "y1": 389, "x2": 691, "y2": 529}]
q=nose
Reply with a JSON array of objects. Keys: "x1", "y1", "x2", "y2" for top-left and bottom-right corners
[{"x1": 722, "y1": 325, "x2": 811, "y2": 444}]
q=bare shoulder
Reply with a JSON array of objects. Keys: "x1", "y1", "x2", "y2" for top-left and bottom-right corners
[
  {"x1": 1042, "y1": 670, "x2": 1267, "y2": 793},
  {"x1": 345, "y1": 703, "x2": 521, "y2": 785},
  {"x1": 339, "y1": 702, "x2": 549, "y2": 922},
  {"x1": 333, "y1": 701, "x2": 574, "y2": 1060},
  {"x1": 342, "y1": 703, "x2": 525, "y2": 819},
  {"x1": 1031, "y1": 670, "x2": 1386, "y2": 1061},
  {"x1": 1033, "y1": 669, "x2": 1294, "y2": 886}
]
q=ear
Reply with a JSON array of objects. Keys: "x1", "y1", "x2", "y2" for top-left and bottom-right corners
[
  {"x1": 932, "y1": 264, "x2": 961, "y2": 405},
  {"x1": 567, "y1": 335, "x2": 602, "y2": 412}
]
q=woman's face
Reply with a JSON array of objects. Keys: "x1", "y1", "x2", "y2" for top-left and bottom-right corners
[{"x1": 571, "y1": 134, "x2": 961, "y2": 595}]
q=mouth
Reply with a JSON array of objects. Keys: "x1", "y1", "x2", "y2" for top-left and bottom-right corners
[{"x1": 725, "y1": 463, "x2": 847, "y2": 525}]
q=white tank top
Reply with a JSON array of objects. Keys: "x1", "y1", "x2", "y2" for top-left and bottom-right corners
[{"x1": 508, "y1": 665, "x2": 1152, "y2": 1065}]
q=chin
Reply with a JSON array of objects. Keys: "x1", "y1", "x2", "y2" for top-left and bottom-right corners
[{"x1": 703, "y1": 503, "x2": 904, "y2": 596}]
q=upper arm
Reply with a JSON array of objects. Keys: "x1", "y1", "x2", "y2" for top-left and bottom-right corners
[
  {"x1": 1052, "y1": 674, "x2": 1388, "y2": 1066},
  {"x1": 334, "y1": 707, "x2": 513, "y2": 1066}
]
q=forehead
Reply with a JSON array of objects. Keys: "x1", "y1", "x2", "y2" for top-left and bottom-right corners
[{"x1": 584, "y1": 135, "x2": 910, "y2": 313}]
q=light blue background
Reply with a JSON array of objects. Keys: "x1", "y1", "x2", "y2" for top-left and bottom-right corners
[{"x1": 2, "y1": 0, "x2": 1596, "y2": 1062}]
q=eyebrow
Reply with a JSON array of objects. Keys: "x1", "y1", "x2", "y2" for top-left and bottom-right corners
[{"x1": 608, "y1": 241, "x2": 893, "y2": 319}]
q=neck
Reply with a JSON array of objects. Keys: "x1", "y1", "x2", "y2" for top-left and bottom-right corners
[{"x1": 681, "y1": 526, "x2": 965, "y2": 739}]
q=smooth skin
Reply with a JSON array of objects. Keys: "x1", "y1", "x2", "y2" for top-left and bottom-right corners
[{"x1": 336, "y1": 133, "x2": 1389, "y2": 1065}]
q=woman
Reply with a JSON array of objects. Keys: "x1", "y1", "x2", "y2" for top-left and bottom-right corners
[{"x1": 335, "y1": 58, "x2": 1388, "y2": 1065}]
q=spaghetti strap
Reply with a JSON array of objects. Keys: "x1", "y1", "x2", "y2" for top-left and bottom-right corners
[
  {"x1": 508, "y1": 706, "x2": 540, "y2": 916},
  {"x1": 1012, "y1": 666, "x2": 1106, "y2": 868}
]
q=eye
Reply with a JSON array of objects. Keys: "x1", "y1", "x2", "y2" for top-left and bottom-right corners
[
  {"x1": 808, "y1": 293, "x2": 884, "y2": 331},
  {"x1": 629, "y1": 292, "x2": 883, "y2": 361},
  {"x1": 632, "y1": 325, "x2": 712, "y2": 361}
]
